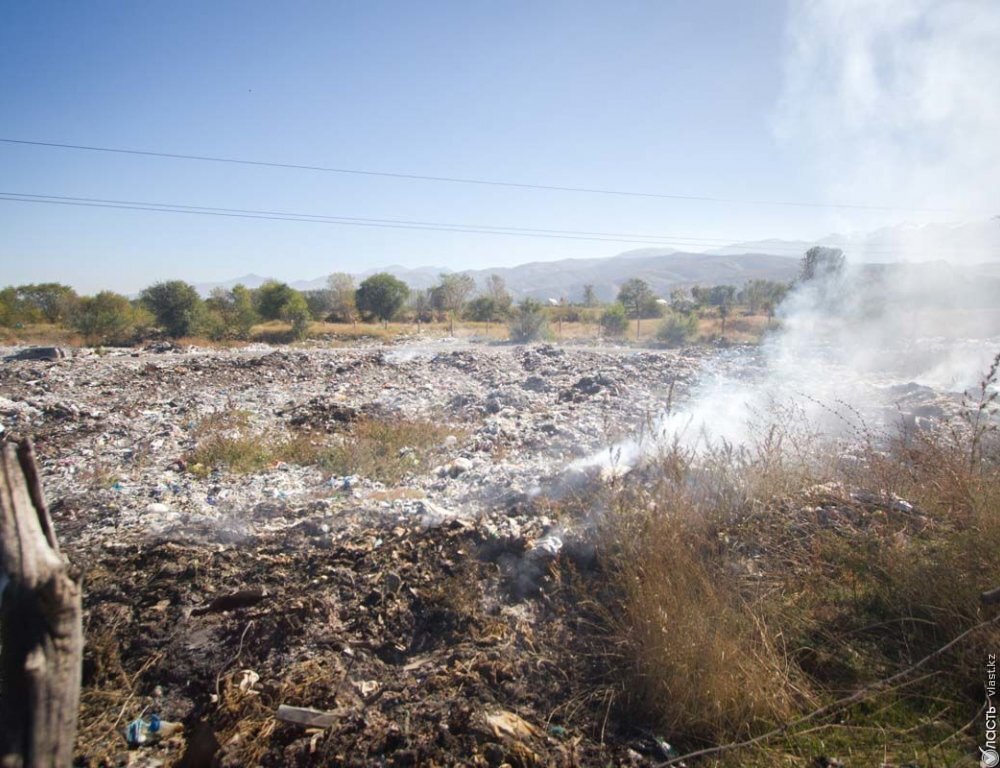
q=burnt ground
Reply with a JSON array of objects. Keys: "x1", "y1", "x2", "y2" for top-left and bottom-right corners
[{"x1": 0, "y1": 340, "x2": 712, "y2": 767}]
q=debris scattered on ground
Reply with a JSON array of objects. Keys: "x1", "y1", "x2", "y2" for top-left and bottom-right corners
[{"x1": 0, "y1": 338, "x2": 974, "y2": 766}]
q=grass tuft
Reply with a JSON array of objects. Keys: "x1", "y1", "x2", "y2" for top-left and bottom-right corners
[{"x1": 184, "y1": 409, "x2": 458, "y2": 483}]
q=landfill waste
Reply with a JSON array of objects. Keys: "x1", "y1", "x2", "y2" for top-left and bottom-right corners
[
  {"x1": 0, "y1": 338, "x2": 974, "y2": 766},
  {"x1": 124, "y1": 714, "x2": 182, "y2": 747}
]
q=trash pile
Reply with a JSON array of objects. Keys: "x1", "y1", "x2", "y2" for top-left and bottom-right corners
[
  {"x1": 0, "y1": 339, "x2": 708, "y2": 766},
  {"x1": 1, "y1": 339, "x2": 975, "y2": 766}
]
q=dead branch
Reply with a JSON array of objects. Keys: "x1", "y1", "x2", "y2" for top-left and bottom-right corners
[{"x1": 1, "y1": 440, "x2": 83, "y2": 768}]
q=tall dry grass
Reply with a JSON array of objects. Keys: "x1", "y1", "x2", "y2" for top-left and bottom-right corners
[{"x1": 574, "y1": 355, "x2": 1000, "y2": 763}]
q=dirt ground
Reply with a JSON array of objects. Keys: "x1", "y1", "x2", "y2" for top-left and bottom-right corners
[{"x1": 1, "y1": 339, "x2": 711, "y2": 767}]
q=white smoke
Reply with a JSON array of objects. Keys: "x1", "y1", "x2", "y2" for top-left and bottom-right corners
[
  {"x1": 775, "y1": 0, "x2": 1000, "y2": 224},
  {"x1": 575, "y1": 1, "x2": 1000, "y2": 470}
]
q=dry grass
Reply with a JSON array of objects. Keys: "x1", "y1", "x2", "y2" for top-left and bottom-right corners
[
  {"x1": 574, "y1": 361, "x2": 1000, "y2": 763},
  {"x1": 319, "y1": 416, "x2": 459, "y2": 484},
  {"x1": 215, "y1": 657, "x2": 341, "y2": 766},
  {"x1": 0, "y1": 310, "x2": 779, "y2": 349},
  {"x1": 185, "y1": 409, "x2": 326, "y2": 476},
  {"x1": 0, "y1": 322, "x2": 84, "y2": 346},
  {"x1": 599, "y1": 501, "x2": 804, "y2": 742},
  {"x1": 696, "y1": 312, "x2": 773, "y2": 344},
  {"x1": 184, "y1": 409, "x2": 459, "y2": 484},
  {"x1": 584, "y1": 444, "x2": 812, "y2": 745}
]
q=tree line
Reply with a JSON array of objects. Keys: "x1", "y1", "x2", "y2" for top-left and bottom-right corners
[{"x1": 0, "y1": 268, "x2": 800, "y2": 347}]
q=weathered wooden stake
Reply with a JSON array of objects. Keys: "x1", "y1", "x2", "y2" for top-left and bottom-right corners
[{"x1": 1, "y1": 440, "x2": 82, "y2": 768}]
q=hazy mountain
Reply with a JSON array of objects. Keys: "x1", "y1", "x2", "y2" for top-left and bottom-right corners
[
  {"x1": 456, "y1": 250, "x2": 799, "y2": 301},
  {"x1": 710, "y1": 219, "x2": 1000, "y2": 263},
  {"x1": 193, "y1": 218, "x2": 1000, "y2": 301},
  {"x1": 190, "y1": 273, "x2": 274, "y2": 295},
  {"x1": 194, "y1": 251, "x2": 801, "y2": 301}
]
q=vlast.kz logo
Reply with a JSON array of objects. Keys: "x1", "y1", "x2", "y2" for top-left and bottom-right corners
[
  {"x1": 985, "y1": 703, "x2": 999, "y2": 767},
  {"x1": 985, "y1": 654, "x2": 997, "y2": 767}
]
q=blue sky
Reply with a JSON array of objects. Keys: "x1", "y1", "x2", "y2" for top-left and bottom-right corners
[{"x1": 1, "y1": 1, "x2": 996, "y2": 293}]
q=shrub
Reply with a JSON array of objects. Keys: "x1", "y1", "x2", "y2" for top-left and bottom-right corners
[
  {"x1": 655, "y1": 312, "x2": 697, "y2": 346},
  {"x1": 140, "y1": 280, "x2": 203, "y2": 338},
  {"x1": 283, "y1": 291, "x2": 312, "y2": 340},
  {"x1": 254, "y1": 281, "x2": 296, "y2": 321},
  {"x1": 508, "y1": 298, "x2": 551, "y2": 342},
  {"x1": 599, "y1": 303, "x2": 629, "y2": 337},
  {"x1": 73, "y1": 292, "x2": 153, "y2": 345}
]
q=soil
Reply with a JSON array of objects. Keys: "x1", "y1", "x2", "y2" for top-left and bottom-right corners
[{"x1": 0, "y1": 339, "x2": 711, "y2": 767}]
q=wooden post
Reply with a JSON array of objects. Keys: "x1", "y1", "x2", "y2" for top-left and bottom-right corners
[{"x1": 1, "y1": 440, "x2": 83, "y2": 768}]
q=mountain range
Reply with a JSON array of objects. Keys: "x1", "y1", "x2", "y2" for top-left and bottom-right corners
[{"x1": 192, "y1": 219, "x2": 1000, "y2": 302}]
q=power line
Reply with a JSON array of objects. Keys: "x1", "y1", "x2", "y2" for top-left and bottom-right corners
[
  {"x1": 0, "y1": 191, "x2": 961, "y2": 257},
  {"x1": 0, "y1": 137, "x2": 974, "y2": 214},
  {"x1": 0, "y1": 191, "x2": 733, "y2": 245},
  {"x1": 0, "y1": 191, "x2": 740, "y2": 248}
]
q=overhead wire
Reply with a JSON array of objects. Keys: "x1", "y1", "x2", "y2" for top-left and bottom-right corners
[
  {"x1": 0, "y1": 191, "x2": 936, "y2": 255},
  {"x1": 0, "y1": 137, "x2": 977, "y2": 214}
]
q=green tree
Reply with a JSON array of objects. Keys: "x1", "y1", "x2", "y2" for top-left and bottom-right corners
[
  {"x1": 15, "y1": 283, "x2": 79, "y2": 324},
  {"x1": 283, "y1": 291, "x2": 312, "y2": 340},
  {"x1": 254, "y1": 280, "x2": 296, "y2": 321},
  {"x1": 303, "y1": 289, "x2": 333, "y2": 320},
  {"x1": 800, "y1": 246, "x2": 845, "y2": 282},
  {"x1": 485, "y1": 274, "x2": 513, "y2": 315},
  {"x1": 327, "y1": 273, "x2": 357, "y2": 323},
  {"x1": 600, "y1": 303, "x2": 629, "y2": 337},
  {"x1": 73, "y1": 291, "x2": 153, "y2": 345},
  {"x1": 204, "y1": 284, "x2": 258, "y2": 339},
  {"x1": 410, "y1": 289, "x2": 434, "y2": 328},
  {"x1": 718, "y1": 301, "x2": 731, "y2": 338},
  {"x1": 229, "y1": 284, "x2": 258, "y2": 337},
  {"x1": 0, "y1": 287, "x2": 18, "y2": 327},
  {"x1": 582, "y1": 284, "x2": 599, "y2": 308},
  {"x1": 669, "y1": 287, "x2": 695, "y2": 313},
  {"x1": 508, "y1": 297, "x2": 550, "y2": 342},
  {"x1": 465, "y1": 296, "x2": 497, "y2": 323},
  {"x1": 466, "y1": 275, "x2": 513, "y2": 330},
  {"x1": 739, "y1": 280, "x2": 788, "y2": 315},
  {"x1": 706, "y1": 285, "x2": 736, "y2": 307},
  {"x1": 431, "y1": 273, "x2": 476, "y2": 334},
  {"x1": 140, "y1": 280, "x2": 203, "y2": 338},
  {"x1": 616, "y1": 278, "x2": 654, "y2": 337},
  {"x1": 356, "y1": 273, "x2": 410, "y2": 326}
]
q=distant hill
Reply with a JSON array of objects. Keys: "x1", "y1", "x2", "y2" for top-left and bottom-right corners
[
  {"x1": 456, "y1": 250, "x2": 800, "y2": 301},
  {"x1": 192, "y1": 217, "x2": 1000, "y2": 302},
  {"x1": 190, "y1": 273, "x2": 274, "y2": 295},
  {"x1": 195, "y1": 250, "x2": 801, "y2": 301},
  {"x1": 711, "y1": 219, "x2": 1000, "y2": 264}
]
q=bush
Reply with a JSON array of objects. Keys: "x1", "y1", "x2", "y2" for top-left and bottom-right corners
[
  {"x1": 599, "y1": 303, "x2": 629, "y2": 337},
  {"x1": 508, "y1": 298, "x2": 551, "y2": 342},
  {"x1": 73, "y1": 292, "x2": 153, "y2": 345},
  {"x1": 356, "y1": 273, "x2": 410, "y2": 325},
  {"x1": 140, "y1": 280, "x2": 203, "y2": 338},
  {"x1": 204, "y1": 284, "x2": 258, "y2": 340},
  {"x1": 655, "y1": 312, "x2": 697, "y2": 346},
  {"x1": 254, "y1": 281, "x2": 296, "y2": 321},
  {"x1": 283, "y1": 291, "x2": 312, "y2": 340}
]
